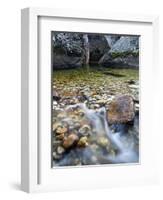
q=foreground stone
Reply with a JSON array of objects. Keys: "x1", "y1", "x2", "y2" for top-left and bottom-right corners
[
  {"x1": 107, "y1": 95, "x2": 135, "y2": 124},
  {"x1": 62, "y1": 133, "x2": 79, "y2": 149},
  {"x1": 77, "y1": 136, "x2": 88, "y2": 147}
]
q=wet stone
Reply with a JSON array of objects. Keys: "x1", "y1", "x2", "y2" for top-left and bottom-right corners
[
  {"x1": 56, "y1": 126, "x2": 68, "y2": 135},
  {"x1": 55, "y1": 133, "x2": 65, "y2": 140},
  {"x1": 53, "y1": 152, "x2": 62, "y2": 160},
  {"x1": 107, "y1": 95, "x2": 135, "y2": 124},
  {"x1": 57, "y1": 146, "x2": 65, "y2": 154},
  {"x1": 78, "y1": 124, "x2": 91, "y2": 136},
  {"x1": 77, "y1": 136, "x2": 88, "y2": 147},
  {"x1": 97, "y1": 137, "x2": 110, "y2": 148},
  {"x1": 62, "y1": 133, "x2": 79, "y2": 149}
]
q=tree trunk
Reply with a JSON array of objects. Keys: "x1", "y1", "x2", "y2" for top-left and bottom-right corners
[{"x1": 83, "y1": 34, "x2": 90, "y2": 71}]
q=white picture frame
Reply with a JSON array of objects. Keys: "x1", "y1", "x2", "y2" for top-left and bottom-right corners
[{"x1": 21, "y1": 7, "x2": 159, "y2": 193}]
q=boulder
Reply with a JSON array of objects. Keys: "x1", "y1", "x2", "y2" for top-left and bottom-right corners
[
  {"x1": 52, "y1": 32, "x2": 84, "y2": 69},
  {"x1": 110, "y1": 36, "x2": 139, "y2": 53},
  {"x1": 107, "y1": 95, "x2": 135, "y2": 124},
  {"x1": 53, "y1": 55, "x2": 83, "y2": 69},
  {"x1": 104, "y1": 35, "x2": 120, "y2": 48},
  {"x1": 62, "y1": 133, "x2": 79, "y2": 149},
  {"x1": 99, "y1": 36, "x2": 139, "y2": 68},
  {"x1": 88, "y1": 34, "x2": 110, "y2": 64}
]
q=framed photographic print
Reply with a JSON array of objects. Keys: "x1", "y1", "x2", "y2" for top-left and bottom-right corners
[{"x1": 21, "y1": 8, "x2": 159, "y2": 193}]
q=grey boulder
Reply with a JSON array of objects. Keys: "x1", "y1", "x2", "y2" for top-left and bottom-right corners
[{"x1": 99, "y1": 36, "x2": 139, "y2": 68}]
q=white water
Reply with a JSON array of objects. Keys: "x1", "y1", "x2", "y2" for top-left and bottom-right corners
[{"x1": 56, "y1": 103, "x2": 138, "y2": 166}]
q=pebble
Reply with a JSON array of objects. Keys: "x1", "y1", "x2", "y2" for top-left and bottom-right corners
[
  {"x1": 55, "y1": 133, "x2": 65, "y2": 140},
  {"x1": 57, "y1": 146, "x2": 65, "y2": 154},
  {"x1": 53, "y1": 122, "x2": 62, "y2": 131},
  {"x1": 128, "y1": 84, "x2": 139, "y2": 89},
  {"x1": 53, "y1": 152, "x2": 61, "y2": 160},
  {"x1": 63, "y1": 133, "x2": 79, "y2": 149},
  {"x1": 53, "y1": 101, "x2": 58, "y2": 106},
  {"x1": 56, "y1": 126, "x2": 68, "y2": 135},
  {"x1": 78, "y1": 124, "x2": 91, "y2": 136},
  {"x1": 77, "y1": 136, "x2": 88, "y2": 147},
  {"x1": 97, "y1": 137, "x2": 110, "y2": 148},
  {"x1": 96, "y1": 99, "x2": 107, "y2": 105},
  {"x1": 135, "y1": 103, "x2": 139, "y2": 112}
]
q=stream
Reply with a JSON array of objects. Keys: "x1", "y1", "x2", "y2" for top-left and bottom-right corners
[{"x1": 53, "y1": 102, "x2": 139, "y2": 167}]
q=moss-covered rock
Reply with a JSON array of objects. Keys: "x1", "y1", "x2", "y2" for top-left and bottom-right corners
[{"x1": 99, "y1": 36, "x2": 139, "y2": 68}]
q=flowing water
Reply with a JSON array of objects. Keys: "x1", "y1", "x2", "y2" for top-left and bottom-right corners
[{"x1": 53, "y1": 103, "x2": 139, "y2": 167}]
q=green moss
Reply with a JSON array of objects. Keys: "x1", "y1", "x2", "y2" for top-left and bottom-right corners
[{"x1": 111, "y1": 51, "x2": 139, "y2": 59}]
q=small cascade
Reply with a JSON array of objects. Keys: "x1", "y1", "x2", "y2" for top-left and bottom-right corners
[{"x1": 54, "y1": 103, "x2": 138, "y2": 166}]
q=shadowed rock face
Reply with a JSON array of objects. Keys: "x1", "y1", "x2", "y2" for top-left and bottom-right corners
[
  {"x1": 52, "y1": 32, "x2": 139, "y2": 69},
  {"x1": 99, "y1": 53, "x2": 139, "y2": 68},
  {"x1": 107, "y1": 95, "x2": 135, "y2": 124},
  {"x1": 88, "y1": 35, "x2": 110, "y2": 64},
  {"x1": 52, "y1": 33, "x2": 84, "y2": 69},
  {"x1": 53, "y1": 55, "x2": 83, "y2": 69}
]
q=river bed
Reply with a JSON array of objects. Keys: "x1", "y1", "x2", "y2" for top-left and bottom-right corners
[{"x1": 52, "y1": 67, "x2": 139, "y2": 167}]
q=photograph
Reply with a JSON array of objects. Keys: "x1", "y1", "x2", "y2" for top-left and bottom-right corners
[{"x1": 52, "y1": 32, "x2": 139, "y2": 167}]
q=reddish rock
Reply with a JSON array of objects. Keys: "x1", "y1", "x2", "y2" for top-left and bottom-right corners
[
  {"x1": 107, "y1": 95, "x2": 135, "y2": 124},
  {"x1": 62, "y1": 134, "x2": 79, "y2": 149}
]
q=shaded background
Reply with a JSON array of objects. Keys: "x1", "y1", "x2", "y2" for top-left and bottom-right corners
[{"x1": 52, "y1": 32, "x2": 139, "y2": 69}]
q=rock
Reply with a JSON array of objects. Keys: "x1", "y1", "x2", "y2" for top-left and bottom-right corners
[
  {"x1": 127, "y1": 79, "x2": 136, "y2": 84},
  {"x1": 94, "y1": 95, "x2": 101, "y2": 100},
  {"x1": 52, "y1": 140, "x2": 62, "y2": 146},
  {"x1": 88, "y1": 34, "x2": 110, "y2": 63},
  {"x1": 53, "y1": 122, "x2": 62, "y2": 131},
  {"x1": 135, "y1": 103, "x2": 139, "y2": 112},
  {"x1": 74, "y1": 122, "x2": 81, "y2": 129},
  {"x1": 77, "y1": 136, "x2": 88, "y2": 147},
  {"x1": 55, "y1": 133, "x2": 65, "y2": 140},
  {"x1": 53, "y1": 33, "x2": 84, "y2": 69},
  {"x1": 128, "y1": 81, "x2": 139, "y2": 102},
  {"x1": 53, "y1": 54, "x2": 83, "y2": 69},
  {"x1": 53, "y1": 101, "x2": 58, "y2": 106},
  {"x1": 57, "y1": 146, "x2": 65, "y2": 154},
  {"x1": 129, "y1": 84, "x2": 139, "y2": 89},
  {"x1": 53, "y1": 152, "x2": 62, "y2": 160},
  {"x1": 55, "y1": 126, "x2": 68, "y2": 135},
  {"x1": 89, "y1": 104, "x2": 100, "y2": 109},
  {"x1": 57, "y1": 112, "x2": 67, "y2": 119},
  {"x1": 74, "y1": 109, "x2": 85, "y2": 117},
  {"x1": 96, "y1": 99, "x2": 107, "y2": 106},
  {"x1": 107, "y1": 95, "x2": 135, "y2": 124},
  {"x1": 99, "y1": 36, "x2": 139, "y2": 68},
  {"x1": 62, "y1": 133, "x2": 79, "y2": 148},
  {"x1": 110, "y1": 36, "x2": 139, "y2": 53},
  {"x1": 97, "y1": 137, "x2": 110, "y2": 147},
  {"x1": 53, "y1": 90, "x2": 61, "y2": 101},
  {"x1": 78, "y1": 124, "x2": 91, "y2": 136},
  {"x1": 104, "y1": 35, "x2": 120, "y2": 48}
]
